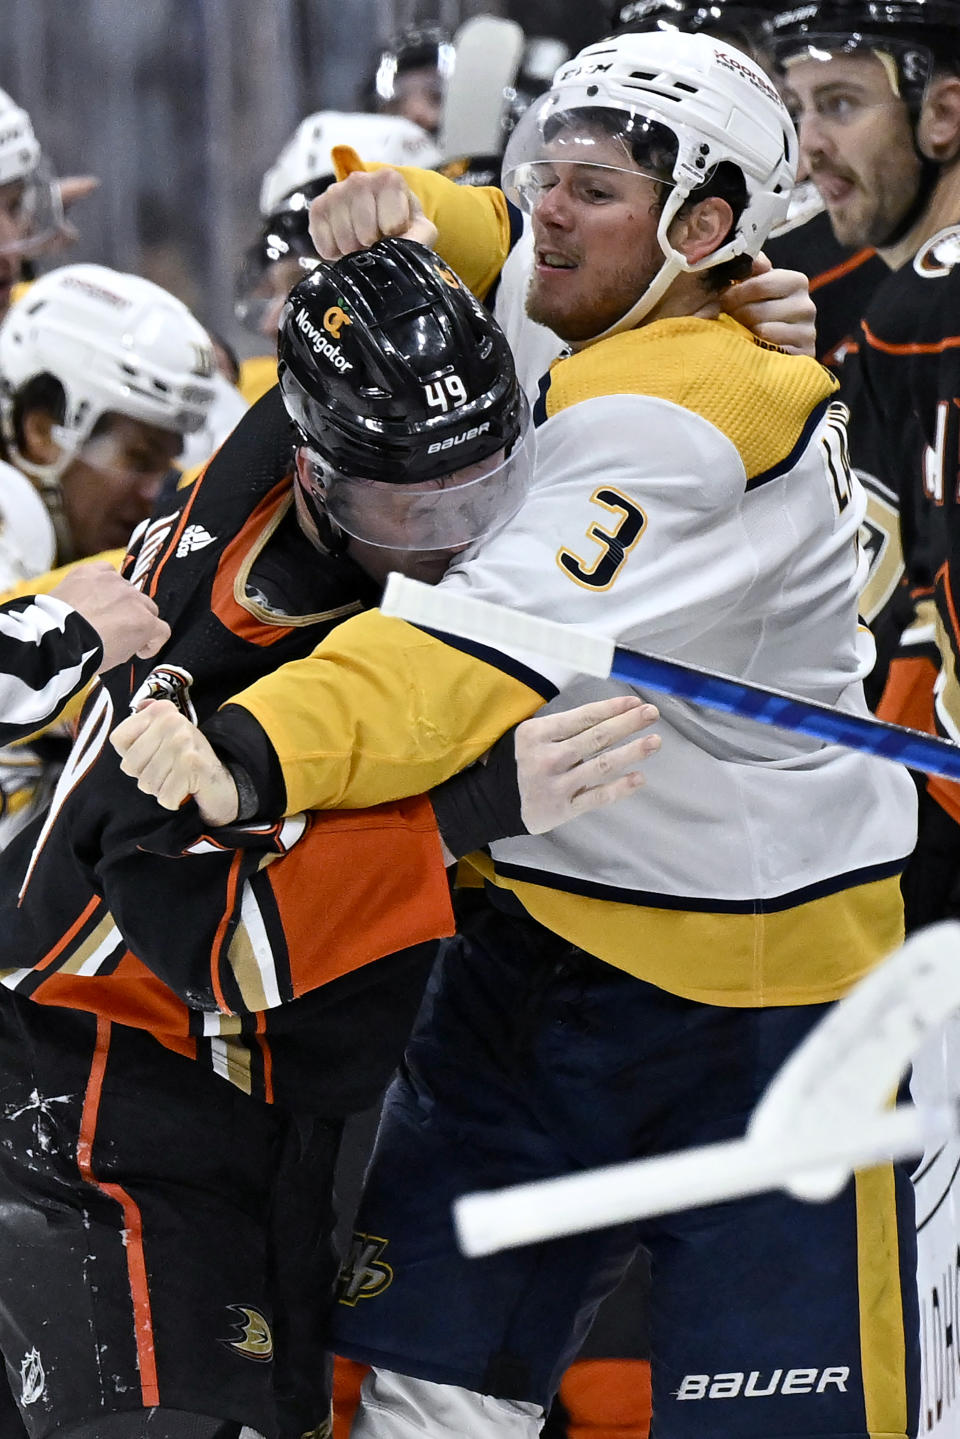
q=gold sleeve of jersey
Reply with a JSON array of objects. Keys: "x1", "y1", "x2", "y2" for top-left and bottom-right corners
[
  {"x1": 227, "y1": 607, "x2": 546, "y2": 814},
  {"x1": 0, "y1": 548, "x2": 127, "y2": 605},
  {"x1": 544, "y1": 315, "x2": 838, "y2": 484},
  {"x1": 238, "y1": 354, "x2": 278, "y2": 407},
  {"x1": 331, "y1": 146, "x2": 511, "y2": 303}
]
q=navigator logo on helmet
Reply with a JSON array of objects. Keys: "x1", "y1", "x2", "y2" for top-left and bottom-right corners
[
  {"x1": 501, "y1": 28, "x2": 797, "y2": 341},
  {"x1": 277, "y1": 238, "x2": 535, "y2": 557}
]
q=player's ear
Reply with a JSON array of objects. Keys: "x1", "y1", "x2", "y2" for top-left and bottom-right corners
[
  {"x1": 917, "y1": 74, "x2": 960, "y2": 164},
  {"x1": 669, "y1": 196, "x2": 734, "y2": 267},
  {"x1": 20, "y1": 407, "x2": 63, "y2": 466}
]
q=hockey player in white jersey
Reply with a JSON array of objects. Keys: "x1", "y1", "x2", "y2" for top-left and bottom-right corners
[
  {"x1": 235, "y1": 110, "x2": 440, "y2": 350},
  {"x1": 0, "y1": 262, "x2": 217, "y2": 847}
]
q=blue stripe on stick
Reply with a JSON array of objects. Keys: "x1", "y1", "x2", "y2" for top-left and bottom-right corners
[{"x1": 611, "y1": 648, "x2": 960, "y2": 783}]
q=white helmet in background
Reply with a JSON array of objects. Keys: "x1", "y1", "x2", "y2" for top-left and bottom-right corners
[
  {"x1": 502, "y1": 29, "x2": 797, "y2": 338},
  {"x1": 0, "y1": 87, "x2": 64, "y2": 257},
  {"x1": 0, "y1": 263, "x2": 218, "y2": 492},
  {"x1": 259, "y1": 110, "x2": 440, "y2": 217}
]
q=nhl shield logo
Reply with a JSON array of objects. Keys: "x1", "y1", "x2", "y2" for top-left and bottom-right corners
[
  {"x1": 336, "y1": 1232, "x2": 394, "y2": 1307},
  {"x1": 20, "y1": 1347, "x2": 45, "y2": 1406}
]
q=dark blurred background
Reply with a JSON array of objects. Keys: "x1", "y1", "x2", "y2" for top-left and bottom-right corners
[{"x1": 0, "y1": 1, "x2": 610, "y2": 353}]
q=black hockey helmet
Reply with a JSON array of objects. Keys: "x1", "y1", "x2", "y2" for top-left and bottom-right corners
[
  {"x1": 608, "y1": 0, "x2": 771, "y2": 49},
  {"x1": 764, "y1": 1, "x2": 960, "y2": 109},
  {"x1": 277, "y1": 237, "x2": 534, "y2": 553}
]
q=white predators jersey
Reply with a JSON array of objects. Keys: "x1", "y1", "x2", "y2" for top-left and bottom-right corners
[
  {"x1": 493, "y1": 223, "x2": 563, "y2": 407},
  {"x1": 229, "y1": 302, "x2": 915, "y2": 1006},
  {"x1": 440, "y1": 317, "x2": 916, "y2": 1001}
]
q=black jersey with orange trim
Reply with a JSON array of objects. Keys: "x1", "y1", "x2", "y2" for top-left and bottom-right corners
[
  {"x1": 0, "y1": 386, "x2": 454, "y2": 1110},
  {"x1": 765, "y1": 209, "x2": 887, "y2": 387},
  {"x1": 848, "y1": 226, "x2": 960, "y2": 823}
]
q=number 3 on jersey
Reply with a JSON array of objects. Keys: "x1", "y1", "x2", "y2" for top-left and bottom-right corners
[{"x1": 557, "y1": 487, "x2": 646, "y2": 591}]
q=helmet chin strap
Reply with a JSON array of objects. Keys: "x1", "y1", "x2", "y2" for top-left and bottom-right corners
[
  {"x1": 569, "y1": 184, "x2": 695, "y2": 348},
  {"x1": 571, "y1": 250, "x2": 685, "y2": 348}
]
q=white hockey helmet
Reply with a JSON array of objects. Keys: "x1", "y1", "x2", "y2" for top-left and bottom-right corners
[
  {"x1": 259, "y1": 110, "x2": 441, "y2": 218},
  {"x1": 0, "y1": 263, "x2": 218, "y2": 491},
  {"x1": 0, "y1": 87, "x2": 64, "y2": 258},
  {"x1": 501, "y1": 29, "x2": 797, "y2": 337}
]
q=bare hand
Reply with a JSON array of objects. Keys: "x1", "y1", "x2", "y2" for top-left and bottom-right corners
[
  {"x1": 309, "y1": 165, "x2": 438, "y2": 260},
  {"x1": 516, "y1": 695, "x2": 660, "y2": 835},
  {"x1": 722, "y1": 252, "x2": 817, "y2": 357},
  {"x1": 50, "y1": 562, "x2": 170, "y2": 672},
  {"x1": 110, "y1": 699, "x2": 239, "y2": 824}
]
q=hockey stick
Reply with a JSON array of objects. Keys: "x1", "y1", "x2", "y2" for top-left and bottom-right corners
[
  {"x1": 380, "y1": 574, "x2": 960, "y2": 783},
  {"x1": 438, "y1": 15, "x2": 526, "y2": 166},
  {"x1": 452, "y1": 923, "x2": 960, "y2": 1255}
]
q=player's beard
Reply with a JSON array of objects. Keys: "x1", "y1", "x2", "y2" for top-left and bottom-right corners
[{"x1": 525, "y1": 238, "x2": 666, "y2": 344}]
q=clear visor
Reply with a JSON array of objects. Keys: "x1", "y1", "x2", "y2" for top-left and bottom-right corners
[
  {"x1": 235, "y1": 248, "x2": 319, "y2": 338},
  {"x1": 0, "y1": 160, "x2": 66, "y2": 259},
  {"x1": 502, "y1": 95, "x2": 679, "y2": 212},
  {"x1": 299, "y1": 396, "x2": 536, "y2": 552}
]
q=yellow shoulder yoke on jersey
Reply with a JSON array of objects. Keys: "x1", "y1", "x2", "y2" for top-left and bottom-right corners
[{"x1": 543, "y1": 315, "x2": 839, "y2": 485}]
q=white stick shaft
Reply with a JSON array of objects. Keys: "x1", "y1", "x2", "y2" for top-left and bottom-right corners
[
  {"x1": 454, "y1": 1105, "x2": 954, "y2": 1257},
  {"x1": 380, "y1": 572, "x2": 614, "y2": 677}
]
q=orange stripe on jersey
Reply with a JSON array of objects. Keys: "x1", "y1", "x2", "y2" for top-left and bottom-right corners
[
  {"x1": 809, "y1": 247, "x2": 877, "y2": 294},
  {"x1": 210, "y1": 850, "x2": 245, "y2": 1013},
  {"x1": 77, "y1": 1018, "x2": 160, "y2": 1405},
  {"x1": 210, "y1": 480, "x2": 298, "y2": 646},
  {"x1": 34, "y1": 895, "x2": 102, "y2": 971},
  {"x1": 269, "y1": 796, "x2": 454, "y2": 997},
  {"x1": 257, "y1": 1031, "x2": 274, "y2": 1104},
  {"x1": 937, "y1": 562, "x2": 960, "y2": 649},
  {"x1": 862, "y1": 321, "x2": 960, "y2": 357},
  {"x1": 558, "y1": 1358, "x2": 653, "y2": 1439},
  {"x1": 875, "y1": 655, "x2": 938, "y2": 734},
  {"x1": 144, "y1": 471, "x2": 207, "y2": 602}
]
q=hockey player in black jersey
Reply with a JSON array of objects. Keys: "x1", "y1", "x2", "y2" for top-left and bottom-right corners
[
  {"x1": 0, "y1": 239, "x2": 660, "y2": 1439},
  {"x1": 767, "y1": 1, "x2": 960, "y2": 926}
]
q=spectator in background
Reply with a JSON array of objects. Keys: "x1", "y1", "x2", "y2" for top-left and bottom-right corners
[{"x1": 0, "y1": 86, "x2": 98, "y2": 320}]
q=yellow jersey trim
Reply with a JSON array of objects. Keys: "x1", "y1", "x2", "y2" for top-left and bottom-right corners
[
  {"x1": 466, "y1": 854, "x2": 904, "y2": 1006},
  {"x1": 544, "y1": 316, "x2": 838, "y2": 486},
  {"x1": 855, "y1": 1164, "x2": 909, "y2": 1438}
]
